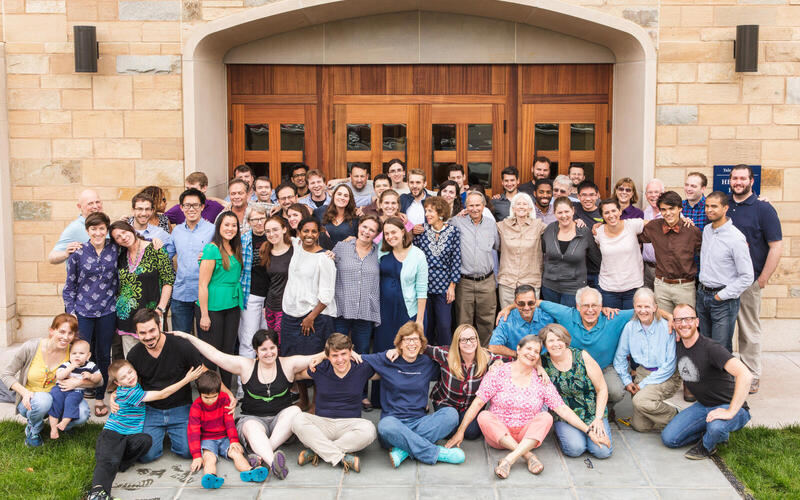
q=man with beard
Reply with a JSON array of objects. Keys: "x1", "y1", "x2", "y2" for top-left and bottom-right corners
[
  {"x1": 399, "y1": 169, "x2": 431, "y2": 232},
  {"x1": 519, "y1": 156, "x2": 552, "y2": 197},
  {"x1": 490, "y1": 166, "x2": 520, "y2": 221},
  {"x1": 532, "y1": 178, "x2": 556, "y2": 225},
  {"x1": 129, "y1": 193, "x2": 175, "y2": 259},
  {"x1": 290, "y1": 164, "x2": 310, "y2": 198}
]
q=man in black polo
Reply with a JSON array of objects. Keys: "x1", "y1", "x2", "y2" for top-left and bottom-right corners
[{"x1": 573, "y1": 180, "x2": 603, "y2": 288}]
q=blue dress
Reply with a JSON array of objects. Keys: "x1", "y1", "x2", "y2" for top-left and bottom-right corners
[{"x1": 374, "y1": 252, "x2": 411, "y2": 352}]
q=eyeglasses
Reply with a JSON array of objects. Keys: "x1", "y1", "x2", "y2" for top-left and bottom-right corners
[
  {"x1": 516, "y1": 301, "x2": 536, "y2": 308},
  {"x1": 278, "y1": 195, "x2": 295, "y2": 202},
  {"x1": 249, "y1": 217, "x2": 266, "y2": 224},
  {"x1": 402, "y1": 337, "x2": 421, "y2": 344},
  {"x1": 616, "y1": 187, "x2": 633, "y2": 193},
  {"x1": 181, "y1": 203, "x2": 202, "y2": 210},
  {"x1": 292, "y1": 173, "x2": 306, "y2": 178},
  {"x1": 674, "y1": 317, "x2": 697, "y2": 324},
  {"x1": 579, "y1": 304, "x2": 601, "y2": 309},
  {"x1": 459, "y1": 337, "x2": 478, "y2": 345}
]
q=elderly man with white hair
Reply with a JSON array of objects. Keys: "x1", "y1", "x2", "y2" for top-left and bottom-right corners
[
  {"x1": 641, "y1": 178, "x2": 665, "y2": 290},
  {"x1": 48, "y1": 189, "x2": 103, "y2": 264}
]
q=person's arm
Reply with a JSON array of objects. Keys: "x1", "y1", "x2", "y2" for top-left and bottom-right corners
[
  {"x1": 143, "y1": 365, "x2": 205, "y2": 402},
  {"x1": 488, "y1": 344, "x2": 517, "y2": 358},
  {"x1": 637, "y1": 323, "x2": 677, "y2": 389},
  {"x1": 445, "y1": 395, "x2": 487, "y2": 449},
  {"x1": 718, "y1": 238, "x2": 754, "y2": 300},
  {"x1": 282, "y1": 351, "x2": 326, "y2": 382},
  {"x1": 758, "y1": 240, "x2": 783, "y2": 288},
  {"x1": 155, "y1": 243, "x2": 175, "y2": 317},
  {"x1": 187, "y1": 403, "x2": 204, "y2": 465},
  {"x1": 551, "y1": 399, "x2": 611, "y2": 448},
  {"x1": 448, "y1": 227, "x2": 461, "y2": 303},
  {"x1": 56, "y1": 363, "x2": 75, "y2": 381},
  {"x1": 707, "y1": 357, "x2": 753, "y2": 423},
  {"x1": 172, "y1": 331, "x2": 251, "y2": 377},
  {"x1": 62, "y1": 254, "x2": 79, "y2": 314},
  {"x1": 612, "y1": 328, "x2": 634, "y2": 389},
  {"x1": 197, "y1": 256, "x2": 215, "y2": 331},
  {"x1": 582, "y1": 350, "x2": 609, "y2": 436}
]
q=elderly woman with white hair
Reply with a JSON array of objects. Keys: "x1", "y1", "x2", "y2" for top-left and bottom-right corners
[
  {"x1": 552, "y1": 175, "x2": 578, "y2": 202},
  {"x1": 612, "y1": 287, "x2": 681, "y2": 432},
  {"x1": 496, "y1": 192, "x2": 547, "y2": 308}
]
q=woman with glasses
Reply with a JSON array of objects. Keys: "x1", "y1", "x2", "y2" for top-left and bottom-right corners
[
  {"x1": 612, "y1": 177, "x2": 644, "y2": 220},
  {"x1": 594, "y1": 198, "x2": 645, "y2": 310},
  {"x1": 238, "y1": 205, "x2": 270, "y2": 360},
  {"x1": 386, "y1": 159, "x2": 410, "y2": 195}
]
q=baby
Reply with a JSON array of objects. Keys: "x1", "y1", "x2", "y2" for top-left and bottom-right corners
[{"x1": 48, "y1": 339, "x2": 101, "y2": 439}]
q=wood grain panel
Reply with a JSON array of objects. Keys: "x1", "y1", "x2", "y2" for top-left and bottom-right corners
[
  {"x1": 229, "y1": 65, "x2": 267, "y2": 95},
  {"x1": 273, "y1": 65, "x2": 316, "y2": 94},
  {"x1": 461, "y1": 65, "x2": 492, "y2": 95},
  {"x1": 333, "y1": 66, "x2": 361, "y2": 95},
  {"x1": 413, "y1": 65, "x2": 448, "y2": 94},
  {"x1": 359, "y1": 66, "x2": 387, "y2": 95},
  {"x1": 387, "y1": 65, "x2": 414, "y2": 94},
  {"x1": 521, "y1": 64, "x2": 611, "y2": 96}
]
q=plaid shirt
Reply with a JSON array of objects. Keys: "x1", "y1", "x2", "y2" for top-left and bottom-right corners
[
  {"x1": 426, "y1": 345, "x2": 507, "y2": 412},
  {"x1": 682, "y1": 195, "x2": 708, "y2": 231},
  {"x1": 240, "y1": 230, "x2": 253, "y2": 308}
]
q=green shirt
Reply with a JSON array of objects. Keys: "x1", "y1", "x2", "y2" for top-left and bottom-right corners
[
  {"x1": 199, "y1": 243, "x2": 243, "y2": 311},
  {"x1": 543, "y1": 347, "x2": 607, "y2": 425}
]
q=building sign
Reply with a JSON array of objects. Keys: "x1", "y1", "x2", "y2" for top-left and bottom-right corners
[{"x1": 713, "y1": 165, "x2": 761, "y2": 195}]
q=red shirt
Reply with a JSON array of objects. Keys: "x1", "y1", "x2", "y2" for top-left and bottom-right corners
[{"x1": 187, "y1": 392, "x2": 238, "y2": 459}]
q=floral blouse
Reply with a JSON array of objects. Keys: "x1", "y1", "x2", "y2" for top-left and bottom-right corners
[
  {"x1": 116, "y1": 243, "x2": 175, "y2": 334},
  {"x1": 542, "y1": 347, "x2": 607, "y2": 425},
  {"x1": 63, "y1": 241, "x2": 119, "y2": 317},
  {"x1": 412, "y1": 223, "x2": 461, "y2": 295},
  {"x1": 476, "y1": 362, "x2": 564, "y2": 428}
]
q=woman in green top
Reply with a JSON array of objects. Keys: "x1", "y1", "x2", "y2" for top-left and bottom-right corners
[
  {"x1": 198, "y1": 211, "x2": 244, "y2": 389},
  {"x1": 539, "y1": 324, "x2": 613, "y2": 459}
]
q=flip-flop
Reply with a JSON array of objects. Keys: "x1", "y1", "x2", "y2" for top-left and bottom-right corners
[
  {"x1": 201, "y1": 473, "x2": 224, "y2": 489},
  {"x1": 271, "y1": 450, "x2": 289, "y2": 480},
  {"x1": 94, "y1": 402, "x2": 109, "y2": 417},
  {"x1": 240, "y1": 466, "x2": 269, "y2": 483}
]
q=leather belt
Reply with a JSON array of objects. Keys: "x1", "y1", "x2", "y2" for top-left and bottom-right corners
[
  {"x1": 656, "y1": 276, "x2": 695, "y2": 285},
  {"x1": 461, "y1": 272, "x2": 493, "y2": 282},
  {"x1": 698, "y1": 283, "x2": 724, "y2": 293}
]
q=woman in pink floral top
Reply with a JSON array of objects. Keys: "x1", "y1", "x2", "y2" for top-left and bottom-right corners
[{"x1": 447, "y1": 334, "x2": 610, "y2": 479}]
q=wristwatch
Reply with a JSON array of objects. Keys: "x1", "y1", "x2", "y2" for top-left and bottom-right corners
[{"x1": 156, "y1": 306, "x2": 166, "y2": 315}]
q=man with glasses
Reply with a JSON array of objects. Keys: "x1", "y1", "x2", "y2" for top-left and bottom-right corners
[
  {"x1": 573, "y1": 181, "x2": 603, "y2": 288},
  {"x1": 488, "y1": 285, "x2": 552, "y2": 358},
  {"x1": 170, "y1": 188, "x2": 215, "y2": 334},
  {"x1": 661, "y1": 303, "x2": 752, "y2": 460},
  {"x1": 386, "y1": 159, "x2": 410, "y2": 194},
  {"x1": 552, "y1": 175, "x2": 578, "y2": 203},
  {"x1": 129, "y1": 193, "x2": 175, "y2": 259},
  {"x1": 165, "y1": 172, "x2": 225, "y2": 225},
  {"x1": 290, "y1": 164, "x2": 310, "y2": 198},
  {"x1": 273, "y1": 183, "x2": 298, "y2": 222}
]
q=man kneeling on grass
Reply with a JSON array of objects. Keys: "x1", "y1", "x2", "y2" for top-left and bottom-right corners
[
  {"x1": 291, "y1": 333, "x2": 378, "y2": 472},
  {"x1": 188, "y1": 370, "x2": 269, "y2": 488}
]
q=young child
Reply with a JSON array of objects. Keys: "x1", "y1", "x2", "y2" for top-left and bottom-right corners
[
  {"x1": 188, "y1": 371, "x2": 269, "y2": 488},
  {"x1": 48, "y1": 339, "x2": 101, "y2": 439},
  {"x1": 86, "y1": 360, "x2": 205, "y2": 500}
]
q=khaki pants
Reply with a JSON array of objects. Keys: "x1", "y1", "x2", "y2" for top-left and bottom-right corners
[
  {"x1": 654, "y1": 279, "x2": 696, "y2": 314},
  {"x1": 630, "y1": 366, "x2": 682, "y2": 432},
  {"x1": 498, "y1": 284, "x2": 541, "y2": 310},
  {"x1": 602, "y1": 365, "x2": 625, "y2": 407},
  {"x1": 736, "y1": 280, "x2": 762, "y2": 379},
  {"x1": 455, "y1": 275, "x2": 497, "y2": 345},
  {"x1": 290, "y1": 413, "x2": 377, "y2": 466}
]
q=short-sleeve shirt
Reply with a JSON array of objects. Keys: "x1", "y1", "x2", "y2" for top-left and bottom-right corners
[
  {"x1": 476, "y1": 363, "x2": 564, "y2": 429},
  {"x1": 595, "y1": 218, "x2": 645, "y2": 292},
  {"x1": 58, "y1": 361, "x2": 100, "y2": 393},
  {"x1": 308, "y1": 360, "x2": 375, "y2": 419},
  {"x1": 200, "y1": 243, "x2": 243, "y2": 310},
  {"x1": 104, "y1": 383, "x2": 147, "y2": 435},
  {"x1": 362, "y1": 353, "x2": 439, "y2": 420},
  {"x1": 676, "y1": 334, "x2": 748, "y2": 410},
  {"x1": 727, "y1": 193, "x2": 782, "y2": 277}
]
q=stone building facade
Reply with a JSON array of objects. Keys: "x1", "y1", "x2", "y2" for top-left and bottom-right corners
[{"x1": 0, "y1": 0, "x2": 798, "y2": 348}]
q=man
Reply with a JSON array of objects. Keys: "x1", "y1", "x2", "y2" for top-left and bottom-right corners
[
  {"x1": 129, "y1": 193, "x2": 175, "y2": 259},
  {"x1": 170, "y1": 188, "x2": 215, "y2": 335},
  {"x1": 447, "y1": 164, "x2": 469, "y2": 204},
  {"x1": 124, "y1": 309, "x2": 233, "y2": 463},
  {"x1": 568, "y1": 164, "x2": 586, "y2": 195},
  {"x1": 573, "y1": 180, "x2": 603, "y2": 288},
  {"x1": 292, "y1": 333, "x2": 377, "y2": 472},
  {"x1": 225, "y1": 164, "x2": 258, "y2": 203},
  {"x1": 299, "y1": 169, "x2": 331, "y2": 211},
  {"x1": 552, "y1": 175, "x2": 578, "y2": 203},
  {"x1": 345, "y1": 164, "x2": 374, "y2": 207},
  {"x1": 252, "y1": 176, "x2": 278, "y2": 215},
  {"x1": 661, "y1": 304, "x2": 752, "y2": 460},
  {"x1": 290, "y1": 164, "x2": 310, "y2": 198},
  {"x1": 449, "y1": 191, "x2": 500, "y2": 344},
  {"x1": 399, "y1": 169, "x2": 430, "y2": 230},
  {"x1": 727, "y1": 164, "x2": 783, "y2": 394},
  {"x1": 48, "y1": 189, "x2": 103, "y2": 264},
  {"x1": 386, "y1": 158, "x2": 410, "y2": 194},
  {"x1": 165, "y1": 172, "x2": 225, "y2": 224},
  {"x1": 682, "y1": 172, "x2": 709, "y2": 231},
  {"x1": 274, "y1": 182, "x2": 298, "y2": 221},
  {"x1": 519, "y1": 156, "x2": 552, "y2": 196},
  {"x1": 639, "y1": 191, "x2": 702, "y2": 313},
  {"x1": 696, "y1": 191, "x2": 753, "y2": 353},
  {"x1": 532, "y1": 178, "x2": 556, "y2": 224},
  {"x1": 490, "y1": 166, "x2": 519, "y2": 221},
  {"x1": 360, "y1": 174, "x2": 392, "y2": 217},
  {"x1": 227, "y1": 179, "x2": 250, "y2": 232},
  {"x1": 641, "y1": 179, "x2": 665, "y2": 290},
  {"x1": 488, "y1": 285, "x2": 552, "y2": 358}
]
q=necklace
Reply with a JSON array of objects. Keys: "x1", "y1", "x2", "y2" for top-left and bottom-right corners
[
  {"x1": 424, "y1": 224, "x2": 451, "y2": 257},
  {"x1": 127, "y1": 241, "x2": 145, "y2": 272}
]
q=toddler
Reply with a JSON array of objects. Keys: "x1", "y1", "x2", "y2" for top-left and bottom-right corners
[{"x1": 48, "y1": 339, "x2": 101, "y2": 439}]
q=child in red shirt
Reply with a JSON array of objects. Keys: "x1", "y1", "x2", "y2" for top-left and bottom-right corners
[{"x1": 188, "y1": 371, "x2": 268, "y2": 488}]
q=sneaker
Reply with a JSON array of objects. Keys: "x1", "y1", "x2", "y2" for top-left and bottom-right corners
[
  {"x1": 25, "y1": 433, "x2": 43, "y2": 448},
  {"x1": 388, "y1": 447, "x2": 409, "y2": 468},
  {"x1": 749, "y1": 378, "x2": 759, "y2": 394},
  {"x1": 683, "y1": 387, "x2": 696, "y2": 402},
  {"x1": 271, "y1": 450, "x2": 289, "y2": 479},
  {"x1": 341, "y1": 454, "x2": 360, "y2": 473},
  {"x1": 247, "y1": 453, "x2": 262, "y2": 468},
  {"x1": 86, "y1": 487, "x2": 110, "y2": 500},
  {"x1": 298, "y1": 448, "x2": 319, "y2": 467},
  {"x1": 201, "y1": 473, "x2": 224, "y2": 489},
  {"x1": 240, "y1": 466, "x2": 269, "y2": 483},
  {"x1": 684, "y1": 441, "x2": 716, "y2": 460},
  {"x1": 436, "y1": 445, "x2": 466, "y2": 464}
]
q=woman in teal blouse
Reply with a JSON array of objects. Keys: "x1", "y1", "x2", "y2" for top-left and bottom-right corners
[{"x1": 198, "y1": 211, "x2": 243, "y2": 389}]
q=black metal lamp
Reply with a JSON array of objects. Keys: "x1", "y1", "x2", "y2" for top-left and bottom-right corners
[
  {"x1": 74, "y1": 25, "x2": 98, "y2": 73},
  {"x1": 735, "y1": 25, "x2": 758, "y2": 73}
]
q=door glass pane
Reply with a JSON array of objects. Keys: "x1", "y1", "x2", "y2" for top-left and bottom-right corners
[
  {"x1": 245, "y1": 162, "x2": 269, "y2": 178},
  {"x1": 468, "y1": 162, "x2": 491, "y2": 189},
  {"x1": 432, "y1": 124, "x2": 456, "y2": 151},
  {"x1": 281, "y1": 124, "x2": 305, "y2": 151},
  {"x1": 347, "y1": 162, "x2": 371, "y2": 176},
  {"x1": 432, "y1": 162, "x2": 453, "y2": 189},
  {"x1": 569, "y1": 162, "x2": 595, "y2": 183},
  {"x1": 281, "y1": 162, "x2": 304, "y2": 184},
  {"x1": 534, "y1": 123, "x2": 558, "y2": 151},
  {"x1": 383, "y1": 124, "x2": 406, "y2": 151},
  {"x1": 570, "y1": 123, "x2": 595, "y2": 151},
  {"x1": 468, "y1": 124, "x2": 492, "y2": 151},
  {"x1": 347, "y1": 124, "x2": 371, "y2": 151},
  {"x1": 245, "y1": 124, "x2": 268, "y2": 151}
]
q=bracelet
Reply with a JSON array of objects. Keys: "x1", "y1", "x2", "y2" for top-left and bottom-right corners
[{"x1": 156, "y1": 306, "x2": 166, "y2": 314}]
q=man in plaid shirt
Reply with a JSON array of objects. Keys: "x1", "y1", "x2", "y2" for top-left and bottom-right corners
[{"x1": 682, "y1": 172, "x2": 709, "y2": 231}]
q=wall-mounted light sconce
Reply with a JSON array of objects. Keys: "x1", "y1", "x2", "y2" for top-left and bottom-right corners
[
  {"x1": 74, "y1": 25, "x2": 98, "y2": 73},
  {"x1": 735, "y1": 25, "x2": 758, "y2": 73}
]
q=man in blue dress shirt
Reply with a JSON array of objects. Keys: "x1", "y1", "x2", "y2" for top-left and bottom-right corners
[{"x1": 489, "y1": 285, "x2": 552, "y2": 358}]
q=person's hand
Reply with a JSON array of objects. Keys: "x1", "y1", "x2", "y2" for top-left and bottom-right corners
[
  {"x1": 269, "y1": 205, "x2": 281, "y2": 216},
  {"x1": 445, "y1": 430, "x2": 464, "y2": 449},
  {"x1": 109, "y1": 393, "x2": 119, "y2": 414},
  {"x1": 66, "y1": 242, "x2": 82, "y2": 254},
  {"x1": 355, "y1": 207, "x2": 364, "y2": 217},
  {"x1": 588, "y1": 428, "x2": 611, "y2": 448},
  {"x1": 200, "y1": 314, "x2": 211, "y2": 331},
  {"x1": 489, "y1": 359, "x2": 505, "y2": 372},
  {"x1": 343, "y1": 236, "x2": 356, "y2": 242},
  {"x1": 412, "y1": 224, "x2": 424, "y2": 235},
  {"x1": 398, "y1": 213, "x2": 409, "y2": 224},
  {"x1": 457, "y1": 209, "x2": 468, "y2": 217},
  {"x1": 81, "y1": 371, "x2": 92, "y2": 380},
  {"x1": 589, "y1": 417, "x2": 606, "y2": 438},
  {"x1": 624, "y1": 382, "x2": 639, "y2": 395},
  {"x1": 495, "y1": 305, "x2": 514, "y2": 326},
  {"x1": 184, "y1": 365, "x2": 207, "y2": 383},
  {"x1": 301, "y1": 314, "x2": 316, "y2": 336},
  {"x1": 591, "y1": 222, "x2": 602, "y2": 236},
  {"x1": 492, "y1": 193, "x2": 501, "y2": 200},
  {"x1": 601, "y1": 307, "x2": 619, "y2": 319},
  {"x1": 308, "y1": 354, "x2": 323, "y2": 372},
  {"x1": 58, "y1": 376, "x2": 82, "y2": 391},
  {"x1": 681, "y1": 217, "x2": 695, "y2": 227},
  {"x1": 446, "y1": 284, "x2": 455, "y2": 304},
  {"x1": 386, "y1": 348, "x2": 399, "y2": 362},
  {"x1": 228, "y1": 441, "x2": 244, "y2": 456},
  {"x1": 757, "y1": 275, "x2": 768, "y2": 289},
  {"x1": 757, "y1": 195, "x2": 770, "y2": 204},
  {"x1": 191, "y1": 457, "x2": 204, "y2": 473},
  {"x1": 575, "y1": 218, "x2": 587, "y2": 228},
  {"x1": 151, "y1": 237, "x2": 164, "y2": 250},
  {"x1": 225, "y1": 395, "x2": 237, "y2": 415},
  {"x1": 21, "y1": 390, "x2": 33, "y2": 411},
  {"x1": 536, "y1": 365, "x2": 551, "y2": 383},
  {"x1": 706, "y1": 407, "x2": 735, "y2": 423},
  {"x1": 324, "y1": 250, "x2": 336, "y2": 260},
  {"x1": 714, "y1": 294, "x2": 722, "y2": 302},
  {"x1": 349, "y1": 351, "x2": 363, "y2": 364}
]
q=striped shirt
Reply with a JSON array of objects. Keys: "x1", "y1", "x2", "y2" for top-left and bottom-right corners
[
  {"x1": 187, "y1": 392, "x2": 239, "y2": 459},
  {"x1": 57, "y1": 361, "x2": 100, "y2": 394},
  {"x1": 104, "y1": 384, "x2": 147, "y2": 435}
]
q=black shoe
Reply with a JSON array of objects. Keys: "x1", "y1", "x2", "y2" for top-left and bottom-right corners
[{"x1": 684, "y1": 441, "x2": 716, "y2": 460}]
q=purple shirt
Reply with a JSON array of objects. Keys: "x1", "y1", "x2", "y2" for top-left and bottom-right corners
[
  {"x1": 165, "y1": 200, "x2": 224, "y2": 225},
  {"x1": 63, "y1": 241, "x2": 119, "y2": 317},
  {"x1": 620, "y1": 205, "x2": 644, "y2": 220}
]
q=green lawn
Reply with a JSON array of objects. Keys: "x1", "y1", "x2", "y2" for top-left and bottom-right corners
[
  {"x1": 0, "y1": 420, "x2": 102, "y2": 500},
  {"x1": 718, "y1": 425, "x2": 800, "y2": 500}
]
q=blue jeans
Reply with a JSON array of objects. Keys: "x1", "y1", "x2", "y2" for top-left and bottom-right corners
[
  {"x1": 140, "y1": 404, "x2": 191, "y2": 462},
  {"x1": 170, "y1": 299, "x2": 198, "y2": 335},
  {"x1": 599, "y1": 286, "x2": 635, "y2": 310},
  {"x1": 696, "y1": 287, "x2": 740, "y2": 352},
  {"x1": 661, "y1": 403, "x2": 750, "y2": 452},
  {"x1": 586, "y1": 273, "x2": 599, "y2": 289},
  {"x1": 334, "y1": 317, "x2": 374, "y2": 399},
  {"x1": 77, "y1": 312, "x2": 116, "y2": 399},
  {"x1": 424, "y1": 293, "x2": 453, "y2": 346},
  {"x1": 433, "y1": 403, "x2": 482, "y2": 441},
  {"x1": 554, "y1": 418, "x2": 613, "y2": 459},
  {"x1": 18, "y1": 391, "x2": 89, "y2": 438},
  {"x1": 377, "y1": 407, "x2": 459, "y2": 464},
  {"x1": 541, "y1": 286, "x2": 577, "y2": 308}
]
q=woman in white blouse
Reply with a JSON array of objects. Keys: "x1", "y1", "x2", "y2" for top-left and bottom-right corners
[{"x1": 594, "y1": 198, "x2": 644, "y2": 310}]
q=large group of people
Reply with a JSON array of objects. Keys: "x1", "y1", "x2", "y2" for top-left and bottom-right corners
[{"x1": 0, "y1": 160, "x2": 783, "y2": 499}]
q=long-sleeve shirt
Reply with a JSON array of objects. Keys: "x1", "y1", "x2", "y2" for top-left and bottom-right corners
[
  {"x1": 682, "y1": 195, "x2": 708, "y2": 231},
  {"x1": 613, "y1": 317, "x2": 677, "y2": 388},
  {"x1": 171, "y1": 219, "x2": 215, "y2": 302},
  {"x1": 282, "y1": 239, "x2": 337, "y2": 318},
  {"x1": 425, "y1": 345, "x2": 505, "y2": 412},
  {"x1": 449, "y1": 214, "x2": 500, "y2": 276},
  {"x1": 413, "y1": 223, "x2": 461, "y2": 295},
  {"x1": 497, "y1": 216, "x2": 546, "y2": 289},
  {"x1": 63, "y1": 241, "x2": 119, "y2": 317},
  {"x1": 641, "y1": 205, "x2": 661, "y2": 264},
  {"x1": 187, "y1": 392, "x2": 239, "y2": 459},
  {"x1": 698, "y1": 219, "x2": 753, "y2": 300}
]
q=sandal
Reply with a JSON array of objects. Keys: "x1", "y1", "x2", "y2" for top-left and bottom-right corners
[
  {"x1": 94, "y1": 401, "x2": 109, "y2": 417},
  {"x1": 527, "y1": 455, "x2": 544, "y2": 475},
  {"x1": 494, "y1": 459, "x2": 511, "y2": 479}
]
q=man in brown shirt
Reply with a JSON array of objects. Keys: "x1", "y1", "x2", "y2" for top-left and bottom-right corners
[{"x1": 639, "y1": 191, "x2": 702, "y2": 313}]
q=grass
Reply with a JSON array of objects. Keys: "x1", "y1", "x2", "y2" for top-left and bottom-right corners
[
  {"x1": 718, "y1": 425, "x2": 800, "y2": 500},
  {"x1": 0, "y1": 420, "x2": 102, "y2": 500}
]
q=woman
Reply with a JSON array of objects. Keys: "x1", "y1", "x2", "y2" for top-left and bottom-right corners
[
  {"x1": 333, "y1": 215, "x2": 381, "y2": 409},
  {"x1": 110, "y1": 220, "x2": 174, "y2": 356},
  {"x1": 63, "y1": 212, "x2": 117, "y2": 416},
  {"x1": 127, "y1": 185, "x2": 171, "y2": 232},
  {"x1": 437, "y1": 180, "x2": 462, "y2": 220},
  {"x1": 613, "y1": 177, "x2": 644, "y2": 220},
  {"x1": 497, "y1": 193, "x2": 546, "y2": 308},
  {"x1": 321, "y1": 184, "x2": 359, "y2": 245},
  {"x1": 540, "y1": 197, "x2": 600, "y2": 307},
  {"x1": 594, "y1": 198, "x2": 645, "y2": 309},
  {"x1": 288, "y1": 203, "x2": 333, "y2": 249},
  {"x1": 413, "y1": 196, "x2": 461, "y2": 345},
  {"x1": 259, "y1": 216, "x2": 294, "y2": 339},
  {"x1": 540, "y1": 324, "x2": 612, "y2": 459},
  {"x1": 1, "y1": 314, "x2": 98, "y2": 447},
  {"x1": 239, "y1": 205, "x2": 270, "y2": 360},
  {"x1": 386, "y1": 158, "x2": 410, "y2": 194},
  {"x1": 197, "y1": 211, "x2": 243, "y2": 389},
  {"x1": 447, "y1": 334, "x2": 609, "y2": 479},
  {"x1": 375, "y1": 189, "x2": 413, "y2": 243},
  {"x1": 362, "y1": 322, "x2": 465, "y2": 467},
  {"x1": 174, "y1": 328, "x2": 320, "y2": 480}
]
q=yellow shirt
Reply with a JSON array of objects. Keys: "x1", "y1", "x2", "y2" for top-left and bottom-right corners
[{"x1": 24, "y1": 340, "x2": 69, "y2": 393}]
